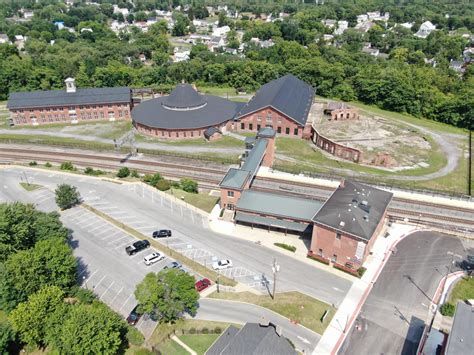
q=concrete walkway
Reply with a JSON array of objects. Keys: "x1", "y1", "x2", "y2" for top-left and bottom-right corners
[
  {"x1": 171, "y1": 335, "x2": 197, "y2": 355},
  {"x1": 223, "y1": 130, "x2": 246, "y2": 141},
  {"x1": 312, "y1": 223, "x2": 420, "y2": 355}
]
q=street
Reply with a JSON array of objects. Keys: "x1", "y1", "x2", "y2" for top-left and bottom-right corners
[{"x1": 339, "y1": 231, "x2": 472, "y2": 355}]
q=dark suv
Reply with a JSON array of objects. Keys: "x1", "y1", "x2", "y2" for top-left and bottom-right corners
[
  {"x1": 126, "y1": 305, "x2": 141, "y2": 325},
  {"x1": 153, "y1": 229, "x2": 172, "y2": 238},
  {"x1": 125, "y1": 240, "x2": 150, "y2": 255}
]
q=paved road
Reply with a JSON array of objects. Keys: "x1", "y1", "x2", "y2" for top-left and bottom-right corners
[
  {"x1": 0, "y1": 167, "x2": 352, "y2": 306},
  {"x1": 339, "y1": 231, "x2": 473, "y2": 355},
  {"x1": 194, "y1": 298, "x2": 320, "y2": 353}
]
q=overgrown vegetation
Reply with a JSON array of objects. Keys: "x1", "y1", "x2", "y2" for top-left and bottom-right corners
[{"x1": 274, "y1": 242, "x2": 296, "y2": 252}]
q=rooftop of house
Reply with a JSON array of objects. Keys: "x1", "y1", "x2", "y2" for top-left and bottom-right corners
[
  {"x1": 235, "y1": 74, "x2": 315, "y2": 127},
  {"x1": 312, "y1": 180, "x2": 393, "y2": 241},
  {"x1": 445, "y1": 302, "x2": 474, "y2": 355}
]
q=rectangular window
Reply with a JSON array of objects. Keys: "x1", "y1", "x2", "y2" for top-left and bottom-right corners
[
  {"x1": 100, "y1": 112, "x2": 104, "y2": 118},
  {"x1": 249, "y1": 123, "x2": 253, "y2": 130},
  {"x1": 331, "y1": 254, "x2": 337, "y2": 263},
  {"x1": 257, "y1": 124, "x2": 261, "y2": 131},
  {"x1": 336, "y1": 233, "x2": 341, "y2": 240},
  {"x1": 227, "y1": 191, "x2": 234, "y2": 197},
  {"x1": 318, "y1": 249, "x2": 323, "y2": 256},
  {"x1": 277, "y1": 126, "x2": 281, "y2": 134},
  {"x1": 294, "y1": 128, "x2": 299, "y2": 136},
  {"x1": 184, "y1": 132, "x2": 187, "y2": 137},
  {"x1": 256, "y1": 115, "x2": 262, "y2": 122},
  {"x1": 266, "y1": 112, "x2": 272, "y2": 122},
  {"x1": 119, "y1": 110, "x2": 123, "y2": 117},
  {"x1": 285, "y1": 127, "x2": 290, "y2": 135},
  {"x1": 191, "y1": 131, "x2": 194, "y2": 137},
  {"x1": 277, "y1": 118, "x2": 282, "y2": 124},
  {"x1": 241, "y1": 122, "x2": 245, "y2": 130},
  {"x1": 227, "y1": 203, "x2": 234, "y2": 210}
]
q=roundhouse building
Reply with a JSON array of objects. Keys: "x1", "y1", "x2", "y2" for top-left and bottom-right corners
[{"x1": 132, "y1": 84, "x2": 239, "y2": 139}]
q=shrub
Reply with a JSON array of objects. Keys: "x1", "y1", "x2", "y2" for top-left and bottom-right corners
[
  {"x1": 202, "y1": 327, "x2": 209, "y2": 334},
  {"x1": 131, "y1": 169, "x2": 139, "y2": 178},
  {"x1": 84, "y1": 167, "x2": 106, "y2": 176},
  {"x1": 60, "y1": 161, "x2": 75, "y2": 171},
  {"x1": 155, "y1": 179, "x2": 171, "y2": 191},
  {"x1": 70, "y1": 286, "x2": 96, "y2": 304},
  {"x1": 189, "y1": 327, "x2": 196, "y2": 334},
  {"x1": 307, "y1": 252, "x2": 330, "y2": 265},
  {"x1": 117, "y1": 167, "x2": 130, "y2": 178},
  {"x1": 333, "y1": 263, "x2": 360, "y2": 277},
  {"x1": 126, "y1": 326, "x2": 145, "y2": 346},
  {"x1": 214, "y1": 326, "x2": 222, "y2": 334},
  {"x1": 170, "y1": 181, "x2": 180, "y2": 188},
  {"x1": 143, "y1": 173, "x2": 162, "y2": 186},
  {"x1": 180, "y1": 178, "x2": 198, "y2": 193},
  {"x1": 29, "y1": 161, "x2": 37, "y2": 166},
  {"x1": 357, "y1": 267, "x2": 367, "y2": 277},
  {"x1": 440, "y1": 303, "x2": 455, "y2": 317},
  {"x1": 55, "y1": 184, "x2": 81, "y2": 209},
  {"x1": 44, "y1": 162, "x2": 52, "y2": 168},
  {"x1": 274, "y1": 243, "x2": 296, "y2": 252}
]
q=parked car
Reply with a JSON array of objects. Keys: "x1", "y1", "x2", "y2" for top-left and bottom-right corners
[
  {"x1": 153, "y1": 229, "x2": 172, "y2": 238},
  {"x1": 163, "y1": 261, "x2": 182, "y2": 270},
  {"x1": 144, "y1": 252, "x2": 165, "y2": 266},
  {"x1": 212, "y1": 259, "x2": 233, "y2": 270},
  {"x1": 195, "y1": 278, "x2": 211, "y2": 292},
  {"x1": 125, "y1": 240, "x2": 150, "y2": 255},
  {"x1": 459, "y1": 255, "x2": 474, "y2": 271},
  {"x1": 126, "y1": 305, "x2": 141, "y2": 326}
]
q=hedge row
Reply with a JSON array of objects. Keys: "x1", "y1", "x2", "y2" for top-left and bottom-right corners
[
  {"x1": 274, "y1": 242, "x2": 296, "y2": 252},
  {"x1": 307, "y1": 252, "x2": 330, "y2": 265}
]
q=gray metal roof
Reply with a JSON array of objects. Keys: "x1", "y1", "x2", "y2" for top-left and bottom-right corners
[
  {"x1": 132, "y1": 94, "x2": 238, "y2": 130},
  {"x1": 206, "y1": 326, "x2": 240, "y2": 355},
  {"x1": 257, "y1": 127, "x2": 276, "y2": 138},
  {"x1": 163, "y1": 84, "x2": 206, "y2": 109},
  {"x1": 206, "y1": 322, "x2": 296, "y2": 355},
  {"x1": 241, "y1": 138, "x2": 268, "y2": 177},
  {"x1": 312, "y1": 180, "x2": 393, "y2": 241},
  {"x1": 219, "y1": 168, "x2": 250, "y2": 190},
  {"x1": 7, "y1": 87, "x2": 131, "y2": 109},
  {"x1": 236, "y1": 190, "x2": 323, "y2": 222},
  {"x1": 235, "y1": 74, "x2": 315, "y2": 126},
  {"x1": 445, "y1": 302, "x2": 474, "y2": 355},
  {"x1": 204, "y1": 126, "x2": 221, "y2": 138},
  {"x1": 235, "y1": 212, "x2": 310, "y2": 232}
]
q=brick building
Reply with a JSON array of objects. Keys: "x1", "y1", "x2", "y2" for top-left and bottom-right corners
[
  {"x1": 324, "y1": 102, "x2": 359, "y2": 120},
  {"x1": 229, "y1": 74, "x2": 315, "y2": 139},
  {"x1": 6, "y1": 78, "x2": 132, "y2": 126},
  {"x1": 310, "y1": 179, "x2": 393, "y2": 267}
]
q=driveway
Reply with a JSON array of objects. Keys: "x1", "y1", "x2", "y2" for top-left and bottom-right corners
[
  {"x1": 339, "y1": 231, "x2": 471, "y2": 355},
  {"x1": 194, "y1": 298, "x2": 320, "y2": 354}
]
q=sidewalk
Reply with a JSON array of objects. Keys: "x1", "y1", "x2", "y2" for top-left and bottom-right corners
[{"x1": 312, "y1": 223, "x2": 419, "y2": 355}]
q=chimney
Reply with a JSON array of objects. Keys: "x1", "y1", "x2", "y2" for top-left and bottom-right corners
[
  {"x1": 340, "y1": 178, "x2": 345, "y2": 188},
  {"x1": 259, "y1": 316, "x2": 270, "y2": 327},
  {"x1": 65, "y1": 77, "x2": 76, "y2": 93}
]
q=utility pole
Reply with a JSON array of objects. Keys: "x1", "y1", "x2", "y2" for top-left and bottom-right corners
[
  {"x1": 440, "y1": 252, "x2": 462, "y2": 305},
  {"x1": 468, "y1": 129, "x2": 472, "y2": 196},
  {"x1": 271, "y1": 257, "x2": 280, "y2": 300},
  {"x1": 216, "y1": 274, "x2": 220, "y2": 293}
]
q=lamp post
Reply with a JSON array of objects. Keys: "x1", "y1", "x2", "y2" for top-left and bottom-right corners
[
  {"x1": 271, "y1": 257, "x2": 280, "y2": 300},
  {"x1": 440, "y1": 252, "x2": 462, "y2": 304},
  {"x1": 83, "y1": 275, "x2": 88, "y2": 290},
  {"x1": 216, "y1": 274, "x2": 220, "y2": 293}
]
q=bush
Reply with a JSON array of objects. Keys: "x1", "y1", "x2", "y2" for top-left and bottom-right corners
[
  {"x1": 117, "y1": 167, "x2": 130, "y2": 178},
  {"x1": 131, "y1": 169, "x2": 139, "y2": 178},
  {"x1": 274, "y1": 243, "x2": 296, "y2": 252},
  {"x1": 29, "y1": 161, "x2": 37, "y2": 166},
  {"x1": 214, "y1": 326, "x2": 222, "y2": 334},
  {"x1": 357, "y1": 267, "x2": 367, "y2": 277},
  {"x1": 440, "y1": 302, "x2": 455, "y2": 317},
  {"x1": 155, "y1": 179, "x2": 171, "y2": 191},
  {"x1": 84, "y1": 167, "x2": 106, "y2": 176},
  {"x1": 202, "y1": 327, "x2": 209, "y2": 334},
  {"x1": 70, "y1": 286, "x2": 96, "y2": 304},
  {"x1": 55, "y1": 184, "x2": 81, "y2": 209},
  {"x1": 189, "y1": 327, "x2": 196, "y2": 334},
  {"x1": 45, "y1": 162, "x2": 52, "y2": 168},
  {"x1": 126, "y1": 326, "x2": 145, "y2": 346},
  {"x1": 143, "y1": 173, "x2": 162, "y2": 186},
  {"x1": 60, "y1": 161, "x2": 75, "y2": 171},
  {"x1": 333, "y1": 263, "x2": 360, "y2": 277},
  {"x1": 307, "y1": 252, "x2": 330, "y2": 265},
  {"x1": 170, "y1": 181, "x2": 180, "y2": 188},
  {"x1": 180, "y1": 178, "x2": 198, "y2": 193}
]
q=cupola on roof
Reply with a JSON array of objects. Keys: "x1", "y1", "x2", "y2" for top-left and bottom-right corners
[{"x1": 162, "y1": 84, "x2": 207, "y2": 110}]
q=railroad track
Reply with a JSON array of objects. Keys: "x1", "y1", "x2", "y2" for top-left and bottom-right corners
[{"x1": 1, "y1": 147, "x2": 473, "y2": 230}]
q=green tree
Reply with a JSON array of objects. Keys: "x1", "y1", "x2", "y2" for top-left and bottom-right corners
[
  {"x1": 56, "y1": 301, "x2": 126, "y2": 355},
  {"x1": 0, "y1": 321, "x2": 16, "y2": 355},
  {"x1": 9, "y1": 286, "x2": 65, "y2": 347},
  {"x1": 180, "y1": 178, "x2": 198, "y2": 194},
  {"x1": 117, "y1": 167, "x2": 130, "y2": 178},
  {"x1": 149, "y1": 20, "x2": 168, "y2": 36},
  {"x1": 134, "y1": 269, "x2": 199, "y2": 323},
  {"x1": 55, "y1": 184, "x2": 81, "y2": 210}
]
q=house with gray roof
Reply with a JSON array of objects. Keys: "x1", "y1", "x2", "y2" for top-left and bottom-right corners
[
  {"x1": 445, "y1": 302, "x2": 474, "y2": 355},
  {"x1": 206, "y1": 322, "x2": 296, "y2": 355},
  {"x1": 230, "y1": 74, "x2": 315, "y2": 139}
]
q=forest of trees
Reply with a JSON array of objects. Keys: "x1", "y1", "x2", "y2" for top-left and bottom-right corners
[{"x1": 0, "y1": 0, "x2": 472, "y2": 129}]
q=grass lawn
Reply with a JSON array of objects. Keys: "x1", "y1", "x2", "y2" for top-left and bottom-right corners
[
  {"x1": 208, "y1": 291, "x2": 335, "y2": 335},
  {"x1": 449, "y1": 277, "x2": 474, "y2": 304},
  {"x1": 19, "y1": 182, "x2": 43, "y2": 191},
  {"x1": 167, "y1": 188, "x2": 219, "y2": 213},
  {"x1": 158, "y1": 339, "x2": 189, "y2": 355},
  {"x1": 179, "y1": 334, "x2": 220, "y2": 355},
  {"x1": 197, "y1": 86, "x2": 237, "y2": 96}
]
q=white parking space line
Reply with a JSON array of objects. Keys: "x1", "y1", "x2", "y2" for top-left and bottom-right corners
[
  {"x1": 108, "y1": 235, "x2": 131, "y2": 245},
  {"x1": 101, "y1": 231, "x2": 126, "y2": 241},
  {"x1": 114, "y1": 239, "x2": 135, "y2": 250},
  {"x1": 100, "y1": 281, "x2": 115, "y2": 300},
  {"x1": 84, "y1": 270, "x2": 98, "y2": 284},
  {"x1": 109, "y1": 287, "x2": 124, "y2": 305},
  {"x1": 93, "y1": 274, "x2": 107, "y2": 289},
  {"x1": 89, "y1": 225, "x2": 108, "y2": 234},
  {"x1": 119, "y1": 293, "x2": 135, "y2": 313}
]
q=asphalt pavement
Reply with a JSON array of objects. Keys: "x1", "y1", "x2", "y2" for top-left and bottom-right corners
[{"x1": 339, "y1": 231, "x2": 472, "y2": 355}]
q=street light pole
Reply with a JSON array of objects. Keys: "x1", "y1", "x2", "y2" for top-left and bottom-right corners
[
  {"x1": 271, "y1": 257, "x2": 280, "y2": 300},
  {"x1": 216, "y1": 274, "x2": 220, "y2": 293},
  {"x1": 440, "y1": 251, "x2": 462, "y2": 305},
  {"x1": 83, "y1": 276, "x2": 88, "y2": 290}
]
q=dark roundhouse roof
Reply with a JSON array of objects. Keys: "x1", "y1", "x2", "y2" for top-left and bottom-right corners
[
  {"x1": 132, "y1": 84, "x2": 239, "y2": 130},
  {"x1": 235, "y1": 74, "x2": 315, "y2": 126}
]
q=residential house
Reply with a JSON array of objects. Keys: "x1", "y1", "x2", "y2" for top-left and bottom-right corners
[
  {"x1": 415, "y1": 21, "x2": 436, "y2": 38},
  {"x1": 322, "y1": 19, "x2": 337, "y2": 29},
  {"x1": 212, "y1": 25, "x2": 231, "y2": 37},
  {"x1": 0, "y1": 34, "x2": 11, "y2": 44},
  {"x1": 113, "y1": 5, "x2": 129, "y2": 16},
  {"x1": 334, "y1": 21, "x2": 348, "y2": 35},
  {"x1": 14, "y1": 35, "x2": 26, "y2": 50}
]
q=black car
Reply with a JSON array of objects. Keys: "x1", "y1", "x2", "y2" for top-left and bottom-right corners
[
  {"x1": 153, "y1": 229, "x2": 172, "y2": 238},
  {"x1": 126, "y1": 305, "x2": 141, "y2": 326},
  {"x1": 125, "y1": 240, "x2": 150, "y2": 255},
  {"x1": 459, "y1": 255, "x2": 474, "y2": 271}
]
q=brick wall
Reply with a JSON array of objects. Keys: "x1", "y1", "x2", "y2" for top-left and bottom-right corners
[
  {"x1": 329, "y1": 108, "x2": 359, "y2": 120},
  {"x1": 135, "y1": 122, "x2": 228, "y2": 140},
  {"x1": 311, "y1": 128, "x2": 361, "y2": 163},
  {"x1": 10, "y1": 102, "x2": 131, "y2": 126},
  {"x1": 220, "y1": 188, "x2": 242, "y2": 210},
  {"x1": 261, "y1": 136, "x2": 275, "y2": 167},
  {"x1": 231, "y1": 107, "x2": 306, "y2": 139}
]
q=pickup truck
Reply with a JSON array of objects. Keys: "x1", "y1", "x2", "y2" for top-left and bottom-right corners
[{"x1": 125, "y1": 240, "x2": 150, "y2": 255}]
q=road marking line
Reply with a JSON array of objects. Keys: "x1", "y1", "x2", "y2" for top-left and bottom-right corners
[
  {"x1": 109, "y1": 287, "x2": 124, "y2": 305},
  {"x1": 94, "y1": 274, "x2": 107, "y2": 289},
  {"x1": 84, "y1": 270, "x2": 99, "y2": 284},
  {"x1": 100, "y1": 281, "x2": 115, "y2": 300},
  {"x1": 119, "y1": 294, "x2": 134, "y2": 312},
  {"x1": 108, "y1": 235, "x2": 131, "y2": 245},
  {"x1": 115, "y1": 240, "x2": 135, "y2": 250}
]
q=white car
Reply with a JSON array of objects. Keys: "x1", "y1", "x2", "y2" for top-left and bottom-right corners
[
  {"x1": 212, "y1": 259, "x2": 233, "y2": 270},
  {"x1": 144, "y1": 252, "x2": 165, "y2": 266}
]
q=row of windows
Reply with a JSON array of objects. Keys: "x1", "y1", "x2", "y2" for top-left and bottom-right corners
[
  {"x1": 142, "y1": 128, "x2": 203, "y2": 138},
  {"x1": 240, "y1": 122, "x2": 299, "y2": 135},
  {"x1": 255, "y1": 113, "x2": 281, "y2": 123},
  {"x1": 16, "y1": 111, "x2": 127, "y2": 121},
  {"x1": 15, "y1": 104, "x2": 128, "y2": 113},
  {"x1": 317, "y1": 249, "x2": 338, "y2": 263}
]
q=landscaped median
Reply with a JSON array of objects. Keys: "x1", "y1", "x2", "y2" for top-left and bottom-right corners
[
  {"x1": 81, "y1": 203, "x2": 237, "y2": 287},
  {"x1": 208, "y1": 291, "x2": 336, "y2": 335}
]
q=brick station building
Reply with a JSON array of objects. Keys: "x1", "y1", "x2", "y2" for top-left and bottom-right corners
[{"x1": 6, "y1": 78, "x2": 132, "y2": 126}]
